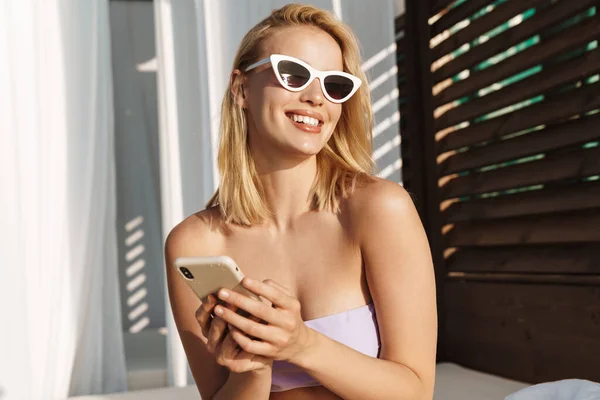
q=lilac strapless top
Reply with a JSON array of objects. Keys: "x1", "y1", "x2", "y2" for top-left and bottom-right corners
[{"x1": 270, "y1": 303, "x2": 380, "y2": 392}]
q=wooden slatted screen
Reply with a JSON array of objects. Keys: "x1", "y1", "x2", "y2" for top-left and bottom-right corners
[{"x1": 399, "y1": 0, "x2": 600, "y2": 383}]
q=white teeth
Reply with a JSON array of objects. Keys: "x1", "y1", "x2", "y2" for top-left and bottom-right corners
[{"x1": 290, "y1": 114, "x2": 319, "y2": 127}]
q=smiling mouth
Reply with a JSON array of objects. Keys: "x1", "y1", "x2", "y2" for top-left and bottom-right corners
[{"x1": 285, "y1": 112, "x2": 324, "y2": 127}]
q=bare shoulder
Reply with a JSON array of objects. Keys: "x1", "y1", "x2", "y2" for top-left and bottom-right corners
[
  {"x1": 351, "y1": 176, "x2": 413, "y2": 207},
  {"x1": 344, "y1": 177, "x2": 419, "y2": 240},
  {"x1": 164, "y1": 206, "x2": 226, "y2": 260},
  {"x1": 164, "y1": 206, "x2": 231, "y2": 397}
]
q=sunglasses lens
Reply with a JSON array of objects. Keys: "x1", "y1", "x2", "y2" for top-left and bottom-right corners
[
  {"x1": 277, "y1": 60, "x2": 311, "y2": 88},
  {"x1": 323, "y1": 75, "x2": 355, "y2": 101}
]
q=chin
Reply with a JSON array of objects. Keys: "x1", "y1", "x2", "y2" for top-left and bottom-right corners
[
  {"x1": 289, "y1": 139, "x2": 326, "y2": 157},
  {"x1": 291, "y1": 133, "x2": 331, "y2": 155}
]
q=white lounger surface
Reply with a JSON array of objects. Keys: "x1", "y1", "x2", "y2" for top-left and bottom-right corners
[
  {"x1": 434, "y1": 362, "x2": 530, "y2": 400},
  {"x1": 69, "y1": 385, "x2": 199, "y2": 400},
  {"x1": 70, "y1": 362, "x2": 531, "y2": 400}
]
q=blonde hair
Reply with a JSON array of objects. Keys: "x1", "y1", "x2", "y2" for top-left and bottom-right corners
[{"x1": 206, "y1": 3, "x2": 374, "y2": 226}]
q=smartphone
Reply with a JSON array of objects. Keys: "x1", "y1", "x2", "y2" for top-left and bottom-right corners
[{"x1": 173, "y1": 255, "x2": 259, "y2": 303}]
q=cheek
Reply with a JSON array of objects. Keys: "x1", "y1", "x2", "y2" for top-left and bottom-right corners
[
  {"x1": 328, "y1": 105, "x2": 343, "y2": 127},
  {"x1": 245, "y1": 77, "x2": 283, "y2": 120},
  {"x1": 261, "y1": 89, "x2": 295, "y2": 121}
]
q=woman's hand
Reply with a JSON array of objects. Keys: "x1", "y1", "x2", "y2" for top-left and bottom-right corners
[
  {"x1": 214, "y1": 278, "x2": 313, "y2": 365},
  {"x1": 195, "y1": 294, "x2": 227, "y2": 352},
  {"x1": 195, "y1": 294, "x2": 273, "y2": 374}
]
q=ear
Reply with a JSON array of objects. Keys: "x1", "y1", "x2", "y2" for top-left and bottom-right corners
[{"x1": 230, "y1": 69, "x2": 247, "y2": 108}]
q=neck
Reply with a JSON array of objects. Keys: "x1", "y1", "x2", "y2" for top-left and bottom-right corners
[{"x1": 253, "y1": 152, "x2": 318, "y2": 232}]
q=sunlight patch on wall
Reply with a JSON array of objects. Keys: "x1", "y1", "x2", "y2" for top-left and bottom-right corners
[{"x1": 124, "y1": 215, "x2": 151, "y2": 333}]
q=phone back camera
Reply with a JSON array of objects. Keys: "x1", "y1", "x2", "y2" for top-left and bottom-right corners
[{"x1": 179, "y1": 267, "x2": 194, "y2": 279}]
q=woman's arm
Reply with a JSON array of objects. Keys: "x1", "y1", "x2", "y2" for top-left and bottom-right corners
[
  {"x1": 211, "y1": 367, "x2": 272, "y2": 400},
  {"x1": 293, "y1": 179, "x2": 437, "y2": 400},
  {"x1": 215, "y1": 180, "x2": 437, "y2": 400},
  {"x1": 164, "y1": 217, "x2": 272, "y2": 400}
]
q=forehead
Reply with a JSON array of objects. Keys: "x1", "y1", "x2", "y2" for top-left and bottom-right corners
[{"x1": 260, "y1": 26, "x2": 344, "y2": 71}]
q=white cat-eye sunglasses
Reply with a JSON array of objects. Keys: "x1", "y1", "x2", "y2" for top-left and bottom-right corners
[{"x1": 245, "y1": 54, "x2": 362, "y2": 104}]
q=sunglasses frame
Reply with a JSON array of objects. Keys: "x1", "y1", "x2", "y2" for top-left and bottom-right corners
[{"x1": 244, "y1": 54, "x2": 362, "y2": 104}]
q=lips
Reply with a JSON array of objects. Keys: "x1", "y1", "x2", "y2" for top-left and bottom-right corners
[
  {"x1": 285, "y1": 109, "x2": 324, "y2": 124},
  {"x1": 285, "y1": 109, "x2": 325, "y2": 134},
  {"x1": 287, "y1": 115, "x2": 322, "y2": 133}
]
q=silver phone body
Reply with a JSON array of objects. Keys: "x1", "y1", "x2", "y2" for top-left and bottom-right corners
[{"x1": 173, "y1": 256, "x2": 259, "y2": 302}]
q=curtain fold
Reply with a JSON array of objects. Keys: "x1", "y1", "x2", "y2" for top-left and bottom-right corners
[{"x1": 0, "y1": 0, "x2": 127, "y2": 398}]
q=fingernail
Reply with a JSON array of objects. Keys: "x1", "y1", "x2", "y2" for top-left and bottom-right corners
[
  {"x1": 219, "y1": 289, "x2": 229, "y2": 299},
  {"x1": 215, "y1": 306, "x2": 223, "y2": 315},
  {"x1": 245, "y1": 278, "x2": 253, "y2": 285}
]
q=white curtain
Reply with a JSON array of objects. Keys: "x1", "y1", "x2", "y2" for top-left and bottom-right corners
[{"x1": 0, "y1": 0, "x2": 127, "y2": 398}]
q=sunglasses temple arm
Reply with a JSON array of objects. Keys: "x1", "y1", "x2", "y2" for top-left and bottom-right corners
[{"x1": 245, "y1": 57, "x2": 271, "y2": 72}]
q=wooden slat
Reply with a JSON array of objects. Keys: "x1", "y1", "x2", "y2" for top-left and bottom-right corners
[
  {"x1": 447, "y1": 272, "x2": 600, "y2": 285},
  {"x1": 395, "y1": 14, "x2": 406, "y2": 32},
  {"x1": 430, "y1": 0, "x2": 453, "y2": 19},
  {"x1": 435, "y1": 15, "x2": 600, "y2": 128},
  {"x1": 398, "y1": 79, "x2": 407, "y2": 96},
  {"x1": 399, "y1": 103, "x2": 408, "y2": 116},
  {"x1": 445, "y1": 209, "x2": 600, "y2": 246},
  {"x1": 432, "y1": 0, "x2": 543, "y2": 61},
  {"x1": 431, "y1": 0, "x2": 490, "y2": 37},
  {"x1": 441, "y1": 146, "x2": 600, "y2": 200},
  {"x1": 439, "y1": 113, "x2": 600, "y2": 176},
  {"x1": 436, "y1": 48, "x2": 600, "y2": 130},
  {"x1": 443, "y1": 180, "x2": 600, "y2": 222},
  {"x1": 396, "y1": 60, "x2": 406, "y2": 81},
  {"x1": 444, "y1": 282, "x2": 600, "y2": 383},
  {"x1": 441, "y1": 146, "x2": 600, "y2": 199},
  {"x1": 397, "y1": 36, "x2": 407, "y2": 54},
  {"x1": 447, "y1": 244, "x2": 600, "y2": 274},
  {"x1": 433, "y1": 0, "x2": 598, "y2": 84},
  {"x1": 437, "y1": 82, "x2": 600, "y2": 152}
]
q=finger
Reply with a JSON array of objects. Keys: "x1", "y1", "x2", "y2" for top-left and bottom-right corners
[
  {"x1": 229, "y1": 324, "x2": 276, "y2": 357},
  {"x1": 241, "y1": 278, "x2": 296, "y2": 310},
  {"x1": 216, "y1": 331, "x2": 240, "y2": 367},
  {"x1": 196, "y1": 295, "x2": 215, "y2": 324},
  {"x1": 217, "y1": 288, "x2": 277, "y2": 325},
  {"x1": 196, "y1": 295, "x2": 217, "y2": 338},
  {"x1": 216, "y1": 297, "x2": 237, "y2": 310},
  {"x1": 214, "y1": 304, "x2": 280, "y2": 341},
  {"x1": 207, "y1": 316, "x2": 228, "y2": 353},
  {"x1": 262, "y1": 279, "x2": 293, "y2": 297}
]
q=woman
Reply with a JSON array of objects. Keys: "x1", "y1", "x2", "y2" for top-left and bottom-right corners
[{"x1": 165, "y1": 4, "x2": 437, "y2": 399}]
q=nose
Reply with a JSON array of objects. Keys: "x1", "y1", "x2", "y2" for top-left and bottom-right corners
[{"x1": 299, "y1": 78, "x2": 324, "y2": 106}]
